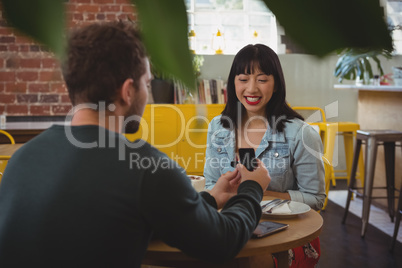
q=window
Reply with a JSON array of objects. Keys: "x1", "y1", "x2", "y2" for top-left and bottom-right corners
[
  {"x1": 186, "y1": 0, "x2": 278, "y2": 55},
  {"x1": 387, "y1": 0, "x2": 402, "y2": 55},
  {"x1": 186, "y1": 0, "x2": 402, "y2": 55}
]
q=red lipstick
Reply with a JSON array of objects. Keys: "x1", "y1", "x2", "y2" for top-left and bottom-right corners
[{"x1": 244, "y1": 96, "x2": 262, "y2": 105}]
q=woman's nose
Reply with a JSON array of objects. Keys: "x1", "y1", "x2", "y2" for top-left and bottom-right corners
[{"x1": 246, "y1": 80, "x2": 258, "y2": 93}]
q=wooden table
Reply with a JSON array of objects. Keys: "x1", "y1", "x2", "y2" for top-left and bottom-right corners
[
  {"x1": 0, "y1": 144, "x2": 24, "y2": 157},
  {"x1": 142, "y1": 198, "x2": 323, "y2": 268},
  {"x1": 0, "y1": 122, "x2": 65, "y2": 143}
]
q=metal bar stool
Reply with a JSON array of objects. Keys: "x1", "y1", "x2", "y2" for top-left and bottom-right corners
[
  {"x1": 342, "y1": 130, "x2": 402, "y2": 237},
  {"x1": 391, "y1": 181, "x2": 402, "y2": 251}
]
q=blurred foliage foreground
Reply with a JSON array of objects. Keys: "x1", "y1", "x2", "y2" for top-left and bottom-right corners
[{"x1": 1, "y1": 0, "x2": 393, "y2": 90}]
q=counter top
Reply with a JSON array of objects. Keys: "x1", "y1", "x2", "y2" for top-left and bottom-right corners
[
  {"x1": 3, "y1": 121, "x2": 68, "y2": 130},
  {"x1": 0, "y1": 121, "x2": 69, "y2": 143},
  {"x1": 334, "y1": 84, "x2": 402, "y2": 92}
]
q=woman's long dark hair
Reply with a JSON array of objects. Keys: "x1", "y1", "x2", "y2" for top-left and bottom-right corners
[{"x1": 221, "y1": 44, "x2": 303, "y2": 132}]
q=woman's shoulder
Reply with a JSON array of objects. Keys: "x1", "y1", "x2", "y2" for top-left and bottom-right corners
[
  {"x1": 211, "y1": 114, "x2": 222, "y2": 122},
  {"x1": 209, "y1": 114, "x2": 223, "y2": 129},
  {"x1": 283, "y1": 117, "x2": 305, "y2": 132},
  {"x1": 283, "y1": 118, "x2": 320, "y2": 139}
]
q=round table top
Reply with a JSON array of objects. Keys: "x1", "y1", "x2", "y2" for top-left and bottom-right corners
[{"x1": 145, "y1": 198, "x2": 323, "y2": 261}]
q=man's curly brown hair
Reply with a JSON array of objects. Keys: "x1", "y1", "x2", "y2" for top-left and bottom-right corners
[{"x1": 62, "y1": 21, "x2": 147, "y2": 106}]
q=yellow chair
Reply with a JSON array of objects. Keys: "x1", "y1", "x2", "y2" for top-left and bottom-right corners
[
  {"x1": 0, "y1": 155, "x2": 11, "y2": 179},
  {"x1": 292, "y1": 107, "x2": 365, "y2": 210},
  {"x1": 292, "y1": 107, "x2": 335, "y2": 183},
  {"x1": 0, "y1": 130, "x2": 15, "y2": 183},
  {"x1": 0, "y1": 130, "x2": 15, "y2": 145},
  {"x1": 322, "y1": 155, "x2": 333, "y2": 210}
]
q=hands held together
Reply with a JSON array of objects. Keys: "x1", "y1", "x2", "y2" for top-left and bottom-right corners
[{"x1": 209, "y1": 158, "x2": 271, "y2": 209}]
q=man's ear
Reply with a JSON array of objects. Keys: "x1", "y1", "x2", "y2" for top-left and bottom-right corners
[{"x1": 120, "y1": 78, "x2": 134, "y2": 106}]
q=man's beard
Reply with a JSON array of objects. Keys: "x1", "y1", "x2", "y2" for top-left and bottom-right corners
[{"x1": 122, "y1": 101, "x2": 141, "y2": 134}]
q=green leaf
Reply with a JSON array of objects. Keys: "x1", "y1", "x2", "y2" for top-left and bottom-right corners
[
  {"x1": 262, "y1": 0, "x2": 393, "y2": 57},
  {"x1": 372, "y1": 55, "x2": 385, "y2": 76},
  {"x1": 363, "y1": 58, "x2": 373, "y2": 78},
  {"x1": 333, "y1": 47, "x2": 394, "y2": 82},
  {"x1": 1, "y1": 0, "x2": 65, "y2": 57},
  {"x1": 133, "y1": 0, "x2": 196, "y2": 90}
]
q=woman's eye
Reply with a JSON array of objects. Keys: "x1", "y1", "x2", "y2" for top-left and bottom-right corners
[
  {"x1": 258, "y1": 79, "x2": 267, "y2": 83},
  {"x1": 239, "y1": 79, "x2": 248, "y2": 82}
]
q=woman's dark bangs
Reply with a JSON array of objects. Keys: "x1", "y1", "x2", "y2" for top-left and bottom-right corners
[
  {"x1": 234, "y1": 51, "x2": 254, "y2": 75},
  {"x1": 258, "y1": 52, "x2": 275, "y2": 76},
  {"x1": 234, "y1": 47, "x2": 274, "y2": 76}
]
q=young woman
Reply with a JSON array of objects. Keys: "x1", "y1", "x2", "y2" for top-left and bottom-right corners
[{"x1": 204, "y1": 44, "x2": 325, "y2": 267}]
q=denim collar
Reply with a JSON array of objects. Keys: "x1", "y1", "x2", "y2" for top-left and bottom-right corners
[{"x1": 212, "y1": 126, "x2": 286, "y2": 159}]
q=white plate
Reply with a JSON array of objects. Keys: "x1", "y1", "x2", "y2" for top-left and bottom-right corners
[{"x1": 260, "y1": 200, "x2": 311, "y2": 218}]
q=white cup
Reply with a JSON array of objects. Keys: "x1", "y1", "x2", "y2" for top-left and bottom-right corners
[{"x1": 188, "y1": 175, "x2": 206, "y2": 192}]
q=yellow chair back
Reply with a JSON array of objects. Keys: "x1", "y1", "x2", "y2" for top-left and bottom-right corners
[
  {"x1": 0, "y1": 130, "x2": 15, "y2": 144},
  {"x1": 292, "y1": 106, "x2": 326, "y2": 122},
  {"x1": 0, "y1": 155, "x2": 11, "y2": 179},
  {"x1": 0, "y1": 130, "x2": 16, "y2": 183}
]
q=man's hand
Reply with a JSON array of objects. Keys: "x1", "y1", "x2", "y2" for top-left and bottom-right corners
[
  {"x1": 237, "y1": 158, "x2": 270, "y2": 191},
  {"x1": 209, "y1": 169, "x2": 242, "y2": 209}
]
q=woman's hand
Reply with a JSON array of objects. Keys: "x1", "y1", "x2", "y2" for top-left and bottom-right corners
[
  {"x1": 237, "y1": 158, "x2": 271, "y2": 191},
  {"x1": 209, "y1": 169, "x2": 242, "y2": 209}
]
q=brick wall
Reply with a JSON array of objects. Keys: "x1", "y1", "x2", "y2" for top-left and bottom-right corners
[{"x1": 0, "y1": 0, "x2": 137, "y2": 117}]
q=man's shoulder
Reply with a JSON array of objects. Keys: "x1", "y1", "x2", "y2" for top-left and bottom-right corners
[
  {"x1": 125, "y1": 139, "x2": 180, "y2": 168},
  {"x1": 128, "y1": 139, "x2": 165, "y2": 157}
]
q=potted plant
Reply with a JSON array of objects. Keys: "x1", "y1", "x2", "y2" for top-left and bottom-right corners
[
  {"x1": 150, "y1": 64, "x2": 175, "y2": 104},
  {"x1": 151, "y1": 55, "x2": 204, "y2": 104},
  {"x1": 334, "y1": 48, "x2": 393, "y2": 85},
  {"x1": 185, "y1": 54, "x2": 204, "y2": 103},
  {"x1": 192, "y1": 54, "x2": 204, "y2": 79}
]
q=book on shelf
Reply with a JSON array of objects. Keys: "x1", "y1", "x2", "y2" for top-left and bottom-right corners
[
  {"x1": 203, "y1": 79, "x2": 212, "y2": 104},
  {"x1": 173, "y1": 78, "x2": 227, "y2": 105},
  {"x1": 198, "y1": 81, "x2": 206, "y2": 104},
  {"x1": 217, "y1": 79, "x2": 225, "y2": 104},
  {"x1": 210, "y1": 79, "x2": 218, "y2": 104}
]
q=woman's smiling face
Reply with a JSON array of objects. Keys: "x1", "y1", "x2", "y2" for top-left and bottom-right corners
[{"x1": 235, "y1": 68, "x2": 275, "y2": 118}]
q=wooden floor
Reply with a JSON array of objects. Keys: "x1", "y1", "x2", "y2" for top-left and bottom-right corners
[{"x1": 319, "y1": 181, "x2": 402, "y2": 268}]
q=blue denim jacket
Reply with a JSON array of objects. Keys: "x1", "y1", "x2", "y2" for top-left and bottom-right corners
[{"x1": 204, "y1": 115, "x2": 326, "y2": 210}]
